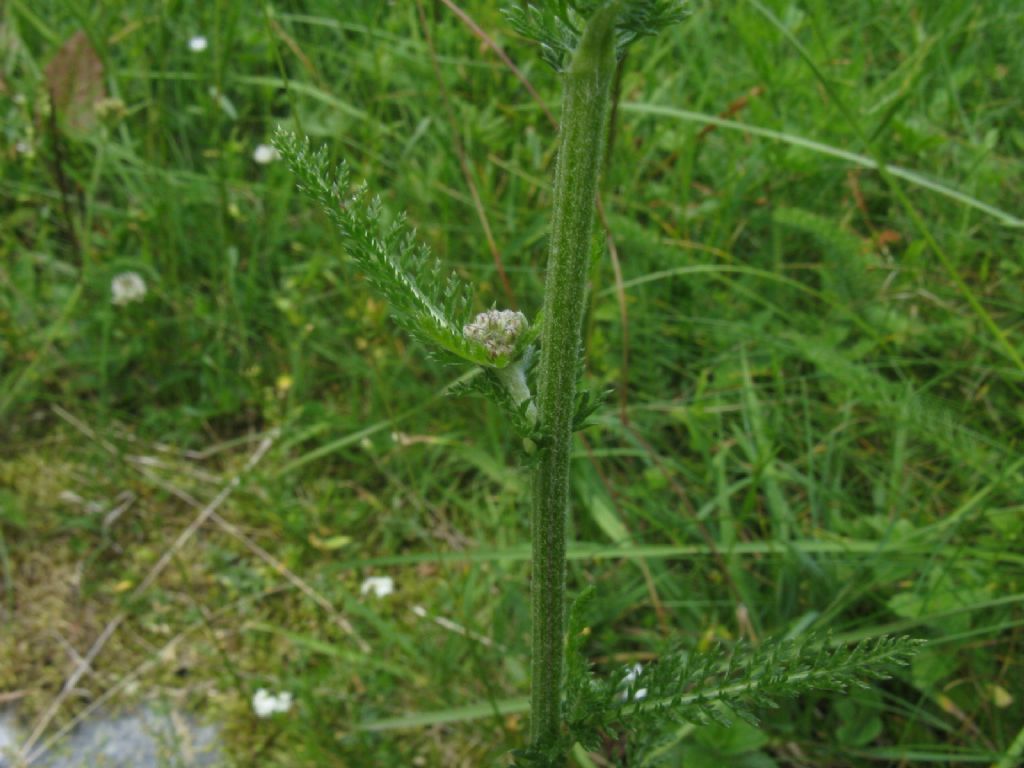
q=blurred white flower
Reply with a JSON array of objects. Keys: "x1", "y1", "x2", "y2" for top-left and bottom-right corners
[
  {"x1": 252, "y1": 689, "x2": 293, "y2": 718},
  {"x1": 360, "y1": 576, "x2": 395, "y2": 598},
  {"x1": 15, "y1": 140, "x2": 32, "y2": 155},
  {"x1": 253, "y1": 143, "x2": 281, "y2": 165},
  {"x1": 110, "y1": 272, "x2": 147, "y2": 306},
  {"x1": 188, "y1": 35, "x2": 208, "y2": 53}
]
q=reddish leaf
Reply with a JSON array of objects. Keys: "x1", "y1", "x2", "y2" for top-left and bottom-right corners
[
  {"x1": 876, "y1": 229, "x2": 903, "y2": 246},
  {"x1": 45, "y1": 30, "x2": 106, "y2": 138}
]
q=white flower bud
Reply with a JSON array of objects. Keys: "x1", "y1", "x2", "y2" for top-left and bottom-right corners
[{"x1": 462, "y1": 309, "x2": 528, "y2": 359}]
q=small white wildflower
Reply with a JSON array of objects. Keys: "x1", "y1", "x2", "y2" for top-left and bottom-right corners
[
  {"x1": 463, "y1": 309, "x2": 528, "y2": 359},
  {"x1": 15, "y1": 140, "x2": 32, "y2": 155},
  {"x1": 252, "y1": 143, "x2": 281, "y2": 165},
  {"x1": 360, "y1": 575, "x2": 395, "y2": 598},
  {"x1": 188, "y1": 35, "x2": 208, "y2": 53},
  {"x1": 110, "y1": 272, "x2": 147, "y2": 306},
  {"x1": 251, "y1": 689, "x2": 293, "y2": 718}
]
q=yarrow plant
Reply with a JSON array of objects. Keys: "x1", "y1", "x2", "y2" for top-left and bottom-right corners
[{"x1": 275, "y1": 1, "x2": 919, "y2": 764}]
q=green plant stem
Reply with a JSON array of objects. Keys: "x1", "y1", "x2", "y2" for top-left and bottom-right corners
[{"x1": 530, "y1": 2, "x2": 620, "y2": 751}]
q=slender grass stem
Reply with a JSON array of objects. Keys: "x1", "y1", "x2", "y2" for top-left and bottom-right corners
[{"x1": 529, "y1": 2, "x2": 621, "y2": 751}]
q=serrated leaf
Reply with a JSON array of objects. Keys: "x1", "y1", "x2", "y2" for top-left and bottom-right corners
[
  {"x1": 447, "y1": 365, "x2": 539, "y2": 440},
  {"x1": 562, "y1": 628, "x2": 921, "y2": 755},
  {"x1": 273, "y1": 130, "x2": 496, "y2": 368}
]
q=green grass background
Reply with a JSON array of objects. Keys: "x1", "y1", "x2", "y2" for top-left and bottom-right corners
[{"x1": 1, "y1": 0, "x2": 1022, "y2": 765}]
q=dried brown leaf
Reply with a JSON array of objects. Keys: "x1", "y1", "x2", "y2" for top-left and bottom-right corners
[{"x1": 45, "y1": 30, "x2": 106, "y2": 138}]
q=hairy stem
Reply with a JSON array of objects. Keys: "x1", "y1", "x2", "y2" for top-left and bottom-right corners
[{"x1": 530, "y1": 2, "x2": 620, "y2": 751}]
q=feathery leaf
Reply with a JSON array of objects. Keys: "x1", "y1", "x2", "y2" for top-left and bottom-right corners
[
  {"x1": 560, "y1": 627, "x2": 922, "y2": 761},
  {"x1": 503, "y1": 0, "x2": 689, "y2": 71},
  {"x1": 274, "y1": 129, "x2": 504, "y2": 368}
]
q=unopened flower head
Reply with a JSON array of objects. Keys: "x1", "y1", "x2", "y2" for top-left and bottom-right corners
[
  {"x1": 188, "y1": 35, "x2": 208, "y2": 52},
  {"x1": 360, "y1": 575, "x2": 395, "y2": 598},
  {"x1": 252, "y1": 688, "x2": 293, "y2": 718},
  {"x1": 110, "y1": 272, "x2": 147, "y2": 306},
  {"x1": 463, "y1": 309, "x2": 528, "y2": 359},
  {"x1": 253, "y1": 143, "x2": 281, "y2": 165}
]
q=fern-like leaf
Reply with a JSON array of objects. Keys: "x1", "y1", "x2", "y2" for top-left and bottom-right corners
[
  {"x1": 503, "y1": 0, "x2": 689, "y2": 71},
  {"x1": 774, "y1": 206, "x2": 875, "y2": 306},
  {"x1": 563, "y1": 630, "x2": 922, "y2": 760},
  {"x1": 274, "y1": 129, "x2": 506, "y2": 368},
  {"x1": 572, "y1": 386, "x2": 610, "y2": 432},
  {"x1": 448, "y1": 364, "x2": 540, "y2": 441}
]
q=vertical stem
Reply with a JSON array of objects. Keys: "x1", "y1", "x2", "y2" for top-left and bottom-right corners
[{"x1": 530, "y1": 3, "x2": 620, "y2": 752}]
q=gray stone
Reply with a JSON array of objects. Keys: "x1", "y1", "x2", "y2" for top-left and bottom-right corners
[
  {"x1": 0, "y1": 706, "x2": 222, "y2": 768},
  {"x1": 0, "y1": 711, "x2": 18, "y2": 763}
]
